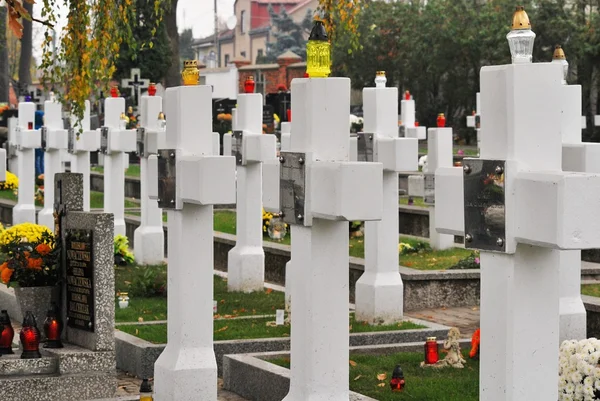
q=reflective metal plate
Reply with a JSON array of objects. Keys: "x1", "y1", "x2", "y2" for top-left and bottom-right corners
[
  {"x1": 136, "y1": 128, "x2": 146, "y2": 158},
  {"x1": 100, "y1": 127, "x2": 109, "y2": 154},
  {"x1": 157, "y1": 149, "x2": 177, "y2": 210},
  {"x1": 399, "y1": 125, "x2": 406, "y2": 138},
  {"x1": 279, "y1": 152, "x2": 306, "y2": 226},
  {"x1": 424, "y1": 173, "x2": 435, "y2": 205},
  {"x1": 463, "y1": 159, "x2": 506, "y2": 252},
  {"x1": 475, "y1": 115, "x2": 481, "y2": 129},
  {"x1": 41, "y1": 126, "x2": 48, "y2": 151},
  {"x1": 67, "y1": 128, "x2": 75, "y2": 153},
  {"x1": 356, "y1": 133, "x2": 374, "y2": 162},
  {"x1": 232, "y1": 130, "x2": 243, "y2": 165}
]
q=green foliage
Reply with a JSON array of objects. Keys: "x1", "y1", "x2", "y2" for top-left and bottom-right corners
[
  {"x1": 114, "y1": 0, "x2": 172, "y2": 85},
  {"x1": 332, "y1": 0, "x2": 600, "y2": 143},
  {"x1": 127, "y1": 265, "x2": 167, "y2": 297},
  {"x1": 262, "y1": 5, "x2": 313, "y2": 63},
  {"x1": 449, "y1": 252, "x2": 481, "y2": 270},
  {"x1": 114, "y1": 235, "x2": 135, "y2": 266},
  {"x1": 179, "y1": 28, "x2": 195, "y2": 62}
]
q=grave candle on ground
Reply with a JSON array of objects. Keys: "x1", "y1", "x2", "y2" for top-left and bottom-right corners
[
  {"x1": 151, "y1": 75, "x2": 236, "y2": 400},
  {"x1": 355, "y1": 71, "x2": 418, "y2": 324},
  {"x1": 13, "y1": 101, "x2": 39, "y2": 224}
]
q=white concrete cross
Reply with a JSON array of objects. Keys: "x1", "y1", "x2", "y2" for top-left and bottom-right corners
[
  {"x1": 354, "y1": 75, "x2": 419, "y2": 324},
  {"x1": 223, "y1": 93, "x2": 277, "y2": 292},
  {"x1": 435, "y1": 61, "x2": 600, "y2": 400},
  {"x1": 13, "y1": 101, "x2": 40, "y2": 224},
  {"x1": 560, "y1": 77, "x2": 600, "y2": 342},
  {"x1": 4, "y1": 116, "x2": 19, "y2": 175},
  {"x1": 150, "y1": 84, "x2": 236, "y2": 401},
  {"x1": 424, "y1": 125, "x2": 454, "y2": 250},
  {"x1": 101, "y1": 97, "x2": 137, "y2": 236},
  {"x1": 133, "y1": 94, "x2": 166, "y2": 265},
  {"x1": 465, "y1": 92, "x2": 481, "y2": 152},
  {"x1": 70, "y1": 101, "x2": 101, "y2": 212},
  {"x1": 121, "y1": 68, "x2": 150, "y2": 107},
  {"x1": 37, "y1": 100, "x2": 68, "y2": 230},
  {"x1": 400, "y1": 93, "x2": 426, "y2": 140},
  {"x1": 264, "y1": 77, "x2": 383, "y2": 400}
]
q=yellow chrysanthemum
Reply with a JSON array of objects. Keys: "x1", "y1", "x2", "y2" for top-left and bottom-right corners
[
  {"x1": 0, "y1": 223, "x2": 53, "y2": 246},
  {"x1": 0, "y1": 171, "x2": 19, "y2": 191}
]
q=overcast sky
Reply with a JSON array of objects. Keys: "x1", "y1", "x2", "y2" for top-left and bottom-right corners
[{"x1": 31, "y1": 0, "x2": 236, "y2": 62}]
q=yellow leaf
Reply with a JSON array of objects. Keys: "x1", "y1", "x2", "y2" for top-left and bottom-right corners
[
  {"x1": 349, "y1": 360, "x2": 357, "y2": 367},
  {"x1": 215, "y1": 326, "x2": 228, "y2": 333},
  {"x1": 135, "y1": 329, "x2": 139, "y2": 335},
  {"x1": 265, "y1": 288, "x2": 273, "y2": 294},
  {"x1": 377, "y1": 383, "x2": 386, "y2": 387},
  {"x1": 377, "y1": 373, "x2": 387, "y2": 381},
  {"x1": 353, "y1": 374, "x2": 362, "y2": 381},
  {"x1": 138, "y1": 317, "x2": 144, "y2": 323},
  {"x1": 149, "y1": 41, "x2": 154, "y2": 49}
]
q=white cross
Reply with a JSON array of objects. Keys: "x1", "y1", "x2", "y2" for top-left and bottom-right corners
[
  {"x1": 13, "y1": 101, "x2": 40, "y2": 224},
  {"x1": 400, "y1": 94, "x2": 426, "y2": 140},
  {"x1": 436, "y1": 61, "x2": 600, "y2": 400},
  {"x1": 37, "y1": 100, "x2": 68, "y2": 230},
  {"x1": 150, "y1": 85, "x2": 236, "y2": 400},
  {"x1": 351, "y1": 74, "x2": 418, "y2": 324},
  {"x1": 133, "y1": 94, "x2": 166, "y2": 265},
  {"x1": 100, "y1": 97, "x2": 137, "y2": 236},
  {"x1": 264, "y1": 77, "x2": 383, "y2": 399},
  {"x1": 121, "y1": 68, "x2": 150, "y2": 107},
  {"x1": 466, "y1": 92, "x2": 481, "y2": 152},
  {"x1": 222, "y1": 94, "x2": 277, "y2": 291}
]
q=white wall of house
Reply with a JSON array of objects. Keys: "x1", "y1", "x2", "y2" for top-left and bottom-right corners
[{"x1": 200, "y1": 66, "x2": 239, "y2": 100}]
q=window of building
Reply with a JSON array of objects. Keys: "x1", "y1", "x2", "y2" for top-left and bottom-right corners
[
  {"x1": 241, "y1": 10, "x2": 246, "y2": 34},
  {"x1": 257, "y1": 49, "x2": 264, "y2": 57},
  {"x1": 241, "y1": 51, "x2": 247, "y2": 59},
  {"x1": 224, "y1": 54, "x2": 230, "y2": 66}
]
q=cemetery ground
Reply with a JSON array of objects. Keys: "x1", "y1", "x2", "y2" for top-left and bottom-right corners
[
  {"x1": 114, "y1": 267, "x2": 425, "y2": 343},
  {"x1": 268, "y1": 350, "x2": 479, "y2": 401}
]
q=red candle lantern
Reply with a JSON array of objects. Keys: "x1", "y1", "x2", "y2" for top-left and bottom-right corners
[
  {"x1": 28, "y1": 122, "x2": 33, "y2": 130},
  {"x1": 20, "y1": 311, "x2": 42, "y2": 359},
  {"x1": 414, "y1": 121, "x2": 420, "y2": 127},
  {"x1": 390, "y1": 364, "x2": 405, "y2": 391},
  {"x1": 148, "y1": 83, "x2": 157, "y2": 97},
  {"x1": 110, "y1": 86, "x2": 119, "y2": 98},
  {"x1": 287, "y1": 109, "x2": 291, "y2": 122},
  {"x1": 304, "y1": 72, "x2": 309, "y2": 78},
  {"x1": 404, "y1": 90, "x2": 411, "y2": 100},
  {"x1": 0, "y1": 310, "x2": 14, "y2": 354},
  {"x1": 424, "y1": 336, "x2": 439, "y2": 364},
  {"x1": 244, "y1": 76, "x2": 255, "y2": 94},
  {"x1": 43, "y1": 302, "x2": 63, "y2": 349},
  {"x1": 437, "y1": 113, "x2": 446, "y2": 128}
]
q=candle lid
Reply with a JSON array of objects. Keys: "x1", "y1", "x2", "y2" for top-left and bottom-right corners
[{"x1": 511, "y1": 6, "x2": 531, "y2": 30}]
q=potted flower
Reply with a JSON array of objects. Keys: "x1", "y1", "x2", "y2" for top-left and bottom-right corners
[{"x1": 0, "y1": 223, "x2": 59, "y2": 328}]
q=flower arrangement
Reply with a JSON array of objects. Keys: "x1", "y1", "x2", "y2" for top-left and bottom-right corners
[
  {"x1": 35, "y1": 187, "x2": 44, "y2": 204},
  {"x1": 0, "y1": 171, "x2": 19, "y2": 191},
  {"x1": 558, "y1": 338, "x2": 600, "y2": 400},
  {"x1": 398, "y1": 240, "x2": 431, "y2": 256},
  {"x1": 0, "y1": 223, "x2": 59, "y2": 287},
  {"x1": 262, "y1": 208, "x2": 288, "y2": 240},
  {"x1": 350, "y1": 114, "x2": 364, "y2": 133},
  {"x1": 449, "y1": 252, "x2": 481, "y2": 270},
  {"x1": 217, "y1": 113, "x2": 233, "y2": 122},
  {"x1": 114, "y1": 235, "x2": 135, "y2": 266}
]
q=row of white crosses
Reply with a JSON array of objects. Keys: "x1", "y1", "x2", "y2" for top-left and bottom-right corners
[
  {"x1": 223, "y1": 91, "x2": 277, "y2": 292},
  {"x1": 435, "y1": 7, "x2": 600, "y2": 400},
  {"x1": 264, "y1": 77, "x2": 383, "y2": 400},
  {"x1": 149, "y1": 83, "x2": 236, "y2": 400},
  {"x1": 13, "y1": 101, "x2": 38, "y2": 224},
  {"x1": 352, "y1": 72, "x2": 418, "y2": 323},
  {"x1": 400, "y1": 91, "x2": 427, "y2": 140}
]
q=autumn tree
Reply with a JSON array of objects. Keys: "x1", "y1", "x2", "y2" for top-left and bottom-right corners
[
  {"x1": 0, "y1": 6, "x2": 8, "y2": 103},
  {"x1": 262, "y1": 5, "x2": 312, "y2": 63}
]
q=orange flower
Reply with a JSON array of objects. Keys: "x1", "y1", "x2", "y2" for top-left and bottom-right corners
[
  {"x1": 470, "y1": 328, "x2": 480, "y2": 359},
  {"x1": 27, "y1": 257, "x2": 43, "y2": 270},
  {"x1": 0, "y1": 262, "x2": 7, "y2": 272},
  {"x1": 1, "y1": 267, "x2": 14, "y2": 284},
  {"x1": 23, "y1": 251, "x2": 30, "y2": 258},
  {"x1": 36, "y1": 243, "x2": 51, "y2": 256}
]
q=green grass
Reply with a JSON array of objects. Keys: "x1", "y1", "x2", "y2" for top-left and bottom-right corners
[
  {"x1": 582, "y1": 284, "x2": 600, "y2": 297},
  {"x1": 269, "y1": 350, "x2": 479, "y2": 401},
  {"x1": 418, "y1": 146, "x2": 479, "y2": 157},
  {"x1": 0, "y1": 189, "x2": 138, "y2": 209},
  {"x1": 117, "y1": 315, "x2": 425, "y2": 343},
  {"x1": 92, "y1": 164, "x2": 141, "y2": 178},
  {"x1": 399, "y1": 196, "x2": 426, "y2": 207}
]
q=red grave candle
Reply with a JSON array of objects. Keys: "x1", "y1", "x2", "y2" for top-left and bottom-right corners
[
  {"x1": 43, "y1": 303, "x2": 63, "y2": 348},
  {"x1": 424, "y1": 337, "x2": 439, "y2": 364},
  {"x1": 404, "y1": 90, "x2": 411, "y2": 100},
  {"x1": 110, "y1": 86, "x2": 119, "y2": 98},
  {"x1": 244, "y1": 76, "x2": 255, "y2": 94},
  {"x1": 437, "y1": 113, "x2": 446, "y2": 128},
  {"x1": 20, "y1": 311, "x2": 41, "y2": 359},
  {"x1": 0, "y1": 310, "x2": 14, "y2": 354},
  {"x1": 148, "y1": 83, "x2": 157, "y2": 97}
]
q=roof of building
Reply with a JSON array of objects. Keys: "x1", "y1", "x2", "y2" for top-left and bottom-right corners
[
  {"x1": 277, "y1": 50, "x2": 302, "y2": 60},
  {"x1": 191, "y1": 29, "x2": 234, "y2": 48},
  {"x1": 288, "y1": 61, "x2": 307, "y2": 68},
  {"x1": 238, "y1": 63, "x2": 280, "y2": 71}
]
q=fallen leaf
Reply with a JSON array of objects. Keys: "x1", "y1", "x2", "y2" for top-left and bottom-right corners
[
  {"x1": 239, "y1": 308, "x2": 246, "y2": 313},
  {"x1": 233, "y1": 310, "x2": 238, "y2": 314},
  {"x1": 349, "y1": 360, "x2": 357, "y2": 367},
  {"x1": 135, "y1": 329, "x2": 139, "y2": 335},
  {"x1": 377, "y1": 383, "x2": 386, "y2": 387},
  {"x1": 353, "y1": 375, "x2": 362, "y2": 381},
  {"x1": 138, "y1": 317, "x2": 144, "y2": 323},
  {"x1": 349, "y1": 325, "x2": 352, "y2": 331},
  {"x1": 223, "y1": 314, "x2": 235, "y2": 319},
  {"x1": 220, "y1": 299, "x2": 226, "y2": 304},
  {"x1": 213, "y1": 314, "x2": 221, "y2": 319},
  {"x1": 124, "y1": 281, "x2": 131, "y2": 285},
  {"x1": 377, "y1": 373, "x2": 387, "y2": 381},
  {"x1": 265, "y1": 288, "x2": 273, "y2": 294},
  {"x1": 215, "y1": 326, "x2": 228, "y2": 333},
  {"x1": 472, "y1": 307, "x2": 479, "y2": 311},
  {"x1": 266, "y1": 321, "x2": 277, "y2": 327}
]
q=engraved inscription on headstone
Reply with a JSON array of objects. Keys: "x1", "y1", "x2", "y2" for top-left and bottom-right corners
[
  {"x1": 463, "y1": 159, "x2": 506, "y2": 252},
  {"x1": 65, "y1": 229, "x2": 95, "y2": 332},
  {"x1": 279, "y1": 152, "x2": 306, "y2": 226},
  {"x1": 424, "y1": 174, "x2": 435, "y2": 205}
]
